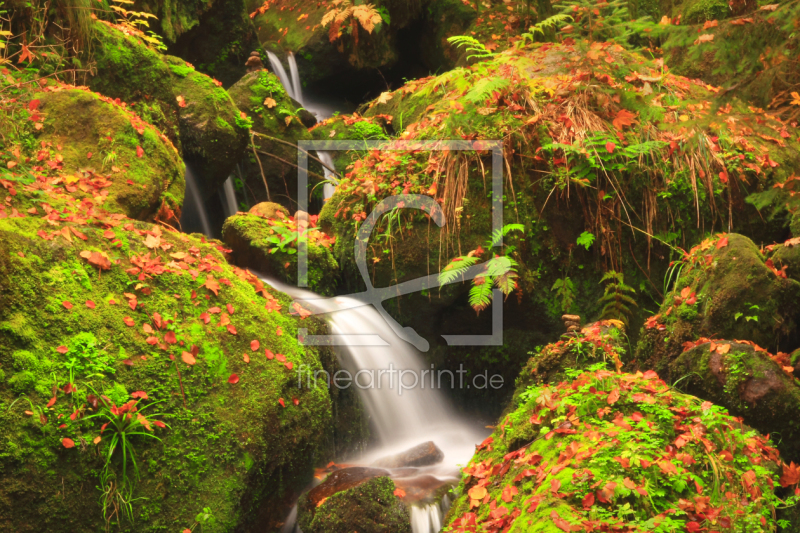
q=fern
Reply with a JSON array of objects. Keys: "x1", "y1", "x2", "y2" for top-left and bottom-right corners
[
  {"x1": 489, "y1": 223, "x2": 525, "y2": 247},
  {"x1": 523, "y1": 13, "x2": 573, "y2": 41},
  {"x1": 469, "y1": 277, "x2": 495, "y2": 314},
  {"x1": 447, "y1": 35, "x2": 495, "y2": 60},
  {"x1": 597, "y1": 271, "x2": 638, "y2": 325},
  {"x1": 464, "y1": 77, "x2": 510, "y2": 104},
  {"x1": 438, "y1": 256, "x2": 480, "y2": 286},
  {"x1": 551, "y1": 277, "x2": 576, "y2": 313}
]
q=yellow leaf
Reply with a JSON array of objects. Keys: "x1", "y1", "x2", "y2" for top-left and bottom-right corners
[
  {"x1": 264, "y1": 97, "x2": 277, "y2": 109},
  {"x1": 285, "y1": 116, "x2": 293, "y2": 126}
]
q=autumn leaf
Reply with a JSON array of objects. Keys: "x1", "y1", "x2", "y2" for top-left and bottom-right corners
[
  {"x1": 136, "y1": 145, "x2": 144, "y2": 158},
  {"x1": 181, "y1": 351, "x2": 196, "y2": 365},
  {"x1": 164, "y1": 331, "x2": 177, "y2": 344},
  {"x1": 205, "y1": 274, "x2": 220, "y2": 296},
  {"x1": 702, "y1": 19, "x2": 718, "y2": 29},
  {"x1": 62, "y1": 301, "x2": 73, "y2": 310},
  {"x1": 694, "y1": 34, "x2": 714, "y2": 45},
  {"x1": 582, "y1": 492, "x2": 595, "y2": 509},
  {"x1": 279, "y1": 397, "x2": 286, "y2": 407},
  {"x1": 85, "y1": 300, "x2": 96, "y2": 309},
  {"x1": 264, "y1": 97, "x2": 277, "y2": 109},
  {"x1": 144, "y1": 234, "x2": 161, "y2": 249},
  {"x1": 61, "y1": 438, "x2": 75, "y2": 449},
  {"x1": 468, "y1": 485, "x2": 487, "y2": 500},
  {"x1": 780, "y1": 462, "x2": 800, "y2": 487},
  {"x1": 376, "y1": 91, "x2": 393, "y2": 105},
  {"x1": 550, "y1": 511, "x2": 572, "y2": 532},
  {"x1": 612, "y1": 109, "x2": 637, "y2": 130},
  {"x1": 276, "y1": 326, "x2": 283, "y2": 336},
  {"x1": 607, "y1": 388, "x2": 620, "y2": 405},
  {"x1": 131, "y1": 391, "x2": 149, "y2": 399},
  {"x1": 123, "y1": 317, "x2": 135, "y2": 327},
  {"x1": 716, "y1": 344, "x2": 731, "y2": 355},
  {"x1": 716, "y1": 236, "x2": 729, "y2": 249},
  {"x1": 228, "y1": 373, "x2": 239, "y2": 384},
  {"x1": 56, "y1": 345, "x2": 69, "y2": 354},
  {"x1": 605, "y1": 142, "x2": 615, "y2": 153},
  {"x1": 393, "y1": 487, "x2": 406, "y2": 498},
  {"x1": 250, "y1": 340, "x2": 260, "y2": 351},
  {"x1": 80, "y1": 250, "x2": 112, "y2": 271}
]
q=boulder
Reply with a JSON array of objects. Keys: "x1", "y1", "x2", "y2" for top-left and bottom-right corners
[
  {"x1": 671, "y1": 341, "x2": 800, "y2": 461},
  {"x1": 304, "y1": 467, "x2": 390, "y2": 508},
  {"x1": 90, "y1": 21, "x2": 248, "y2": 195},
  {"x1": 34, "y1": 87, "x2": 184, "y2": 221},
  {"x1": 222, "y1": 211, "x2": 339, "y2": 296},
  {"x1": 298, "y1": 474, "x2": 410, "y2": 533},
  {"x1": 372, "y1": 441, "x2": 444, "y2": 469},
  {"x1": 636, "y1": 233, "x2": 800, "y2": 374},
  {"x1": 249, "y1": 201, "x2": 289, "y2": 219}
]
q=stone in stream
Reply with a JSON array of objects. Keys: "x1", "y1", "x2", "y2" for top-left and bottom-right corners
[
  {"x1": 372, "y1": 441, "x2": 445, "y2": 469},
  {"x1": 298, "y1": 468, "x2": 410, "y2": 533}
]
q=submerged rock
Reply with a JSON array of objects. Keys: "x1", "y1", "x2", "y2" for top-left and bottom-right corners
[
  {"x1": 298, "y1": 474, "x2": 411, "y2": 533},
  {"x1": 373, "y1": 441, "x2": 445, "y2": 469},
  {"x1": 305, "y1": 466, "x2": 391, "y2": 507}
]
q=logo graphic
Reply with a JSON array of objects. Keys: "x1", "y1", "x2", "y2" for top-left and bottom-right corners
[{"x1": 296, "y1": 140, "x2": 505, "y2": 351}]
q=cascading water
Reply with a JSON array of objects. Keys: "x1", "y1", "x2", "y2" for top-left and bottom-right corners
[
  {"x1": 317, "y1": 151, "x2": 338, "y2": 201},
  {"x1": 221, "y1": 176, "x2": 238, "y2": 218},
  {"x1": 264, "y1": 277, "x2": 486, "y2": 533},
  {"x1": 267, "y1": 51, "x2": 295, "y2": 100},
  {"x1": 288, "y1": 52, "x2": 304, "y2": 106},
  {"x1": 181, "y1": 163, "x2": 212, "y2": 236}
]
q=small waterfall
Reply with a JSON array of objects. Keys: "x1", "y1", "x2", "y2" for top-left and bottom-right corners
[
  {"x1": 263, "y1": 278, "x2": 486, "y2": 533},
  {"x1": 181, "y1": 163, "x2": 212, "y2": 236},
  {"x1": 288, "y1": 52, "x2": 304, "y2": 106},
  {"x1": 221, "y1": 176, "x2": 238, "y2": 218},
  {"x1": 317, "y1": 151, "x2": 337, "y2": 200},
  {"x1": 266, "y1": 51, "x2": 295, "y2": 100}
]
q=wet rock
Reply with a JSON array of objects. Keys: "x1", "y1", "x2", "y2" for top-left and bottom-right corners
[
  {"x1": 249, "y1": 202, "x2": 289, "y2": 219},
  {"x1": 298, "y1": 475, "x2": 411, "y2": 533},
  {"x1": 393, "y1": 474, "x2": 452, "y2": 503},
  {"x1": 373, "y1": 441, "x2": 445, "y2": 469},
  {"x1": 305, "y1": 467, "x2": 390, "y2": 507},
  {"x1": 671, "y1": 341, "x2": 800, "y2": 461}
]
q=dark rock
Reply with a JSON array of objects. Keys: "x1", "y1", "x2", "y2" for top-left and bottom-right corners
[
  {"x1": 372, "y1": 441, "x2": 445, "y2": 468},
  {"x1": 305, "y1": 467, "x2": 391, "y2": 508}
]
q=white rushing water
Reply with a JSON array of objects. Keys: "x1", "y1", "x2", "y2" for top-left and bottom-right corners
[
  {"x1": 266, "y1": 51, "x2": 295, "y2": 100},
  {"x1": 264, "y1": 277, "x2": 485, "y2": 533},
  {"x1": 182, "y1": 163, "x2": 212, "y2": 236},
  {"x1": 221, "y1": 176, "x2": 238, "y2": 218},
  {"x1": 317, "y1": 151, "x2": 338, "y2": 201},
  {"x1": 288, "y1": 52, "x2": 304, "y2": 106}
]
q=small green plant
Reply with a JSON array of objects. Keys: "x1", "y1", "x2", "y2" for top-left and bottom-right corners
[
  {"x1": 522, "y1": 13, "x2": 573, "y2": 41},
  {"x1": 439, "y1": 224, "x2": 525, "y2": 314},
  {"x1": 597, "y1": 270, "x2": 637, "y2": 325},
  {"x1": 576, "y1": 231, "x2": 595, "y2": 250},
  {"x1": 735, "y1": 304, "x2": 760, "y2": 323},
  {"x1": 447, "y1": 35, "x2": 495, "y2": 60},
  {"x1": 551, "y1": 276, "x2": 576, "y2": 313}
]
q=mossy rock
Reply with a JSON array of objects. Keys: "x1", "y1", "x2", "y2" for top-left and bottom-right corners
[
  {"x1": 90, "y1": 21, "x2": 248, "y2": 195},
  {"x1": 35, "y1": 87, "x2": 184, "y2": 221},
  {"x1": 0, "y1": 209, "x2": 338, "y2": 532},
  {"x1": 221, "y1": 212, "x2": 339, "y2": 296},
  {"x1": 771, "y1": 242, "x2": 800, "y2": 283},
  {"x1": 444, "y1": 366, "x2": 786, "y2": 532},
  {"x1": 227, "y1": 70, "x2": 313, "y2": 210},
  {"x1": 635, "y1": 233, "x2": 800, "y2": 372},
  {"x1": 671, "y1": 341, "x2": 800, "y2": 462},
  {"x1": 298, "y1": 476, "x2": 411, "y2": 533}
]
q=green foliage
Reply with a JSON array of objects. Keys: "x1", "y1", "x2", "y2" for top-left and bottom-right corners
[
  {"x1": 522, "y1": 13, "x2": 573, "y2": 41},
  {"x1": 551, "y1": 276, "x2": 576, "y2": 313},
  {"x1": 576, "y1": 231, "x2": 595, "y2": 250},
  {"x1": 447, "y1": 35, "x2": 496, "y2": 60},
  {"x1": 464, "y1": 77, "x2": 510, "y2": 104},
  {"x1": 597, "y1": 270, "x2": 637, "y2": 325}
]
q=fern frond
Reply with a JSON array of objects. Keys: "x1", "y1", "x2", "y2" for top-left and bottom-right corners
[
  {"x1": 469, "y1": 278, "x2": 494, "y2": 313},
  {"x1": 489, "y1": 223, "x2": 525, "y2": 247},
  {"x1": 494, "y1": 271, "x2": 518, "y2": 295},
  {"x1": 524, "y1": 13, "x2": 573, "y2": 40},
  {"x1": 485, "y1": 256, "x2": 517, "y2": 278},
  {"x1": 447, "y1": 35, "x2": 496, "y2": 60},
  {"x1": 438, "y1": 256, "x2": 480, "y2": 286},
  {"x1": 464, "y1": 77, "x2": 510, "y2": 104}
]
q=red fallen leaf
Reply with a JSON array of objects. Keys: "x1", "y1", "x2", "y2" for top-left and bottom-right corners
[
  {"x1": 550, "y1": 511, "x2": 572, "y2": 532},
  {"x1": 228, "y1": 373, "x2": 239, "y2": 384},
  {"x1": 227, "y1": 303, "x2": 234, "y2": 314},
  {"x1": 716, "y1": 236, "x2": 728, "y2": 249},
  {"x1": 276, "y1": 353, "x2": 286, "y2": 363},
  {"x1": 56, "y1": 345, "x2": 68, "y2": 354},
  {"x1": 623, "y1": 477, "x2": 637, "y2": 490},
  {"x1": 154, "y1": 420, "x2": 166, "y2": 429},
  {"x1": 292, "y1": 397, "x2": 300, "y2": 406},
  {"x1": 550, "y1": 478, "x2": 562, "y2": 494},
  {"x1": 136, "y1": 145, "x2": 144, "y2": 158},
  {"x1": 128, "y1": 298, "x2": 137, "y2": 311},
  {"x1": 103, "y1": 230, "x2": 116, "y2": 240},
  {"x1": 630, "y1": 411, "x2": 643, "y2": 422},
  {"x1": 85, "y1": 300, "x2": 96, "y2": 309},
  {"x1": 46, "y1": 397, "x2": 57, "y2": 408},
  {"x1": 582, "y1": 492, "x2": 595, "y2": 509},
  {"x1": 250, "y1": 340, "x2": 260, "y2": 351},
  {"x1": 265, "y1": 349, "x2": 275, "y2": 360},
  {"x1": 164, "y1": 331, "x2": 177, "y2": 344},
  {"x1": 226, "y1": 324, "x2": 237, "y2": 335},
  {"x1": 285, "y1": 361, "x2": 293, "y2": 370},
  {"x1": 612, "y1": 109, "x2": 637, "y2": 130},
  {"x1": 146, "y1": 336, "x2": 158, "y2": 345},
  {"x1": 28, "y1": 99, "x2": 40, "y2": 111},
  {"x1": 181, "y1": 351, "x2": 196, "y2": 365},
  {"x1": 204, "y1": 274, "x2": 220, "y2": 296},
  {"x1": 607, "y1": 388, "x2": 620, "y2": 405},
  {"x1": 502, "y1": 484, "x2": 519, "y2": 502},
  {"x1": 780, "y1": 461, "x2": 800, "y2": 487},
  {"x1": 243, "y1": 353, "x2": 250, "y2": 363},
  {"x1": 123, "y1": 359, "x2": 133, "y2": 366},
  {"x1": 278, "y1": 398, "x2": 286, "y2": 407},
  {"x1": 605, "y1": 141, "x2": 616, "y2": 153},
  {"x1": 393, "y1": 488, "x2": 406, "y2": 498},
  {"x1": 686, "y1": 522, "x2": 705, "y2": 533},
  {"x1": 131, "y1": 391, "x2": 148, "y2": 399},
  {"x1": 208, "y1": 306, "x2": 221, "y2": 314},
  {"x1": 123, "y1": 317, "x2": 135, "y2": 327},
  {"x1": 62, "y1": 438, "x2": 75, "y2": 449},
  {"x1": 276, "y1": 326, "x2": 283, "y2": 336},
  {"x1": 62, "y1": 301, "x2": 73, "y2": 310},
  {"x1": 143, "y1": 324, "x2": 154, "y2": 334},
  {"x1": 199, "y1": 313, "x2": 210, "y2": 324}
]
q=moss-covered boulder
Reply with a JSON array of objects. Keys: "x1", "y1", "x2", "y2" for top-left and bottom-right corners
[
  {"x1": 90, "y1": 21, "x2": 248, "y2": 194},
  {"x1": 222, "y1": 210, "x2": 339, "y2": 296},
  {"x1": 671, "y1": 341, "x2": 800, "y2": 461},
  {"x1": 443, "y1": 366, "x2": 792, "y2": 532},
  {"x1": 636, "y1": 233, "x2": 800, "y2": 374},
  {"x1": 298, "y1": 474, "x2": 411, "y2": 533},
  {"x1": 227, "y1": 70, "x2": 313, "y2": 210},
  {"x1": 35, "y1": 87, "x2": 184, "y2": 221}
]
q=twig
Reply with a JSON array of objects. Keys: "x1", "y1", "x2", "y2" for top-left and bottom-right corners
[
  {"x1": 250, "y1": 131, "x2": 341, "y2": 178},
  {"x1": 250, "y1": 132, "x2": 271, "y2": 202},
  {"x1": 172, "y1": 360, "x2": 187, "y2": 408},
  {"x1": 253, "y1": 148, "x2": 329, "y2": 181}
]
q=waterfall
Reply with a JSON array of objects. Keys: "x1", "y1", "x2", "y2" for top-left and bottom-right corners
[
  {"x1": 288, "y1": 52, "x2": 304, "y2": 106},
  {"x1": 263, "y1": 277, "x2": 486, "y2": 533},
  {"x1": 181, "y1": 163, "x2": 212, "y2": 236},
  {"x1": 266, "y1": 51, "x2": 295, "y2": 100},
  {"x1": 317, "y1": 151, "x2": 338, "y2": 201},
  {"x1": 221, "y1": 176, "x2": 238, "y2": 218}
]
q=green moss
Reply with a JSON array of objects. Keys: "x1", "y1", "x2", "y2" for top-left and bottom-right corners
[{"x1": 682, "y1": 0, "x2": 729, "y2": 22}]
